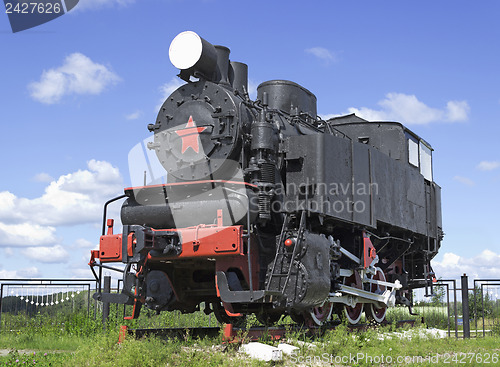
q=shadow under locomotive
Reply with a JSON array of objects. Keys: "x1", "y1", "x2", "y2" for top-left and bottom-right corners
[{"x1": 90, "y1": 31, "x2": 443, "y2": 327}]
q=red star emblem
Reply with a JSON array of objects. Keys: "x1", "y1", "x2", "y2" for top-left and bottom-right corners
[{"x1": 174, "y1": 116, "x2": 207, "y2": 154}]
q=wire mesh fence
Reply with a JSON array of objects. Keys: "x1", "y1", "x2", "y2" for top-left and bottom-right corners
[
  {"x1": 0, "y1": 278, "x2": 221, "y2": 335},
  {"x1": 0, "y1": 279, "x2": 96, "y2": 333},
  {"x1": 472, "y1": 280, "x2": 500, "y2": 337},
  {"x1": 387, "y1": 279, "x2": 500, "y2": 338}
]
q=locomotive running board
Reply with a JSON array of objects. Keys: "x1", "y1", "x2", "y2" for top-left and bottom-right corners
[{"x1": 216, "y1": 271, "x2": 282, "y2": 303}]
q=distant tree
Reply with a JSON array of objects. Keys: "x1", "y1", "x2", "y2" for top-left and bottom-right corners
[
  {"x1": 494, "y1": 300, "x2": 500, "y2": 318},
  {"x1": 430, "y1": 282, "x2": 446, "y2": 307},
  {"x1": 469, "y1": 286, "x2": 494, "y2": 318}
]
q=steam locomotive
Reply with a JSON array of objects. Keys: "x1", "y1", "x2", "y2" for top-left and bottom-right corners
[{"x1": 90, "y1": 31, "x2": 443, "y2": 326}]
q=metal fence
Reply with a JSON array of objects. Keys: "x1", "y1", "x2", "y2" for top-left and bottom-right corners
[
  {"x1": 1, "y1": 275, "x2": 498, "y2": 337},
  {"x1": 385, "y1": 276, "x2": 500, "y2": 338},
  {"x1": 0, "y1": 278, "x2": 97, "y2": 332},
  {"x1": 383, "y1": 279, "x2": 459, "y2": 337},
  {"x1": 472, "y1": 279, "x2": 500, "y2": 337}
]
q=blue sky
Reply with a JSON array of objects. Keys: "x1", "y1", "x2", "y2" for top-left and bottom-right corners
[{"x1": 0, "y1": 0, "x2": 499, "y2": 282}]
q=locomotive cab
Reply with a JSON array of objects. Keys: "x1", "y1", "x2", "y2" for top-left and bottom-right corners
[{"x1": 328, "y1": 116, "x2": 442, "y2": 290}]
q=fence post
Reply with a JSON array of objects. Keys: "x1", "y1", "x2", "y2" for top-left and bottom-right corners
[
  {"x1": 461, "y1": 274, "x2": 470, "y2": 339},
  {"x1": 0, "y1": 284, "x2": 3, "y2": 333},
  {"x1": 102, "y1": 276, "x2": 111, "y2": 329}
]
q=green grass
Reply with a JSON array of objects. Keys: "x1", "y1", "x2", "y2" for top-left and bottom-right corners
[
  {"x1": 1, "y1": 305, "x2": 500, "y2": 366},
  {"x1": 281, "y1": 322, "x2": 500, "y2": 366},
  {"x1": 2, "y1": 323, "x2": 499, "y2": 366},
  {"x1": 0, "y1": 331, "x2": 269, "y2": 367},
  {"x1": 0, "y1": 332, "x2": 83, "y2": 351}
]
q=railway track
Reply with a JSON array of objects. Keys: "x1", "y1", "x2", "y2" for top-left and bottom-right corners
[{"x1": 121, "y1": 319, "x2": 422, "y2": 343}]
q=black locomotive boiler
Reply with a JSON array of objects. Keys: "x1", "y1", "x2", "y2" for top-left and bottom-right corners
[{"x1": 90, "y1": 31, "x2": 443, "y2": 326}]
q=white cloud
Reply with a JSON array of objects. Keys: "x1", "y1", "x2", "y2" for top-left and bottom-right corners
[
  {"x1": 0, "y1": 269, "x2": 16, "y2": 278},
  {"x1": 29, "y1": 53, "x2": 120, "y2": 104},
  {"x1": 445, "y1": 100, "x2": 469, "y2": 121},
  {"x1": 453, "y1": 175, "x2": 475, "y2": 187},
  {"x1": 345, "y1": 93, "x2": 469, "y2": 125},
  {"x1": 22, "y1": 245, "x2": 70, "y2": 264},
  {"x1": 74, "y1": 0, "x2": 135, "y2": 11},
  {"x1": 318, "y1": 113, "x2": 339, "y2": 121},
  {"x1": 74, "y1": 238, "x2": 96, "y2": 249},
  {"x1": 247, "y1": 79, "x2": 259, "y2": 100},
  {"x1": 160, "y1": 78, "x2": 184, "y2": 98},
  {"x1": 157, "y1": 78, "x2": 184, "y2": 110},
  {"x1": 0, "y1": 191, "x2": 18, "y2": 220},
  {"x1": 432, "y1": 250, "x2": 500, "y2": 280},
  {"x1": 0, "y1": 222, "x2": 57, "y2": 247},
  {"x1": 71, "y1": 267, "x2": 98, "y2": 278},
  {"x1": 477, "y1": 161, "x2": 500, "y2": 171},
  {"x1": 18, "y1": 267, "x2": 42, "y2": 278},
  {"x1": 305, "y1": 47, "x2": 336, "y2": 63},
  {"x1": 0, "y1": 267, "x2": 41, "y2": 279},
  {"x1": 125, "y1": 110, "x2": 141, "y2": 120},
  {"x1": 0, "y1": 160, "x2": 123, "y2": 227},
  {"x1": 33, "y1": 172, "x2": 54, "y2": 183}
]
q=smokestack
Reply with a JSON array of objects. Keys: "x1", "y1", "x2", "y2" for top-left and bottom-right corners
[
  {"x1": 214, "y1": 45, "x2": 230, "y2": 86},
  {"x1": 229, "y1": 61, "x2": 248, "y2": 95}
]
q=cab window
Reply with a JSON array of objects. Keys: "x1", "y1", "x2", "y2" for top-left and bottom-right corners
[
  {"x1": 408, "y1": 137, "x2": 419, "y2": 167},
  {"x1": 419, "y1": 142, "x2": 433, "y2": 181}
]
